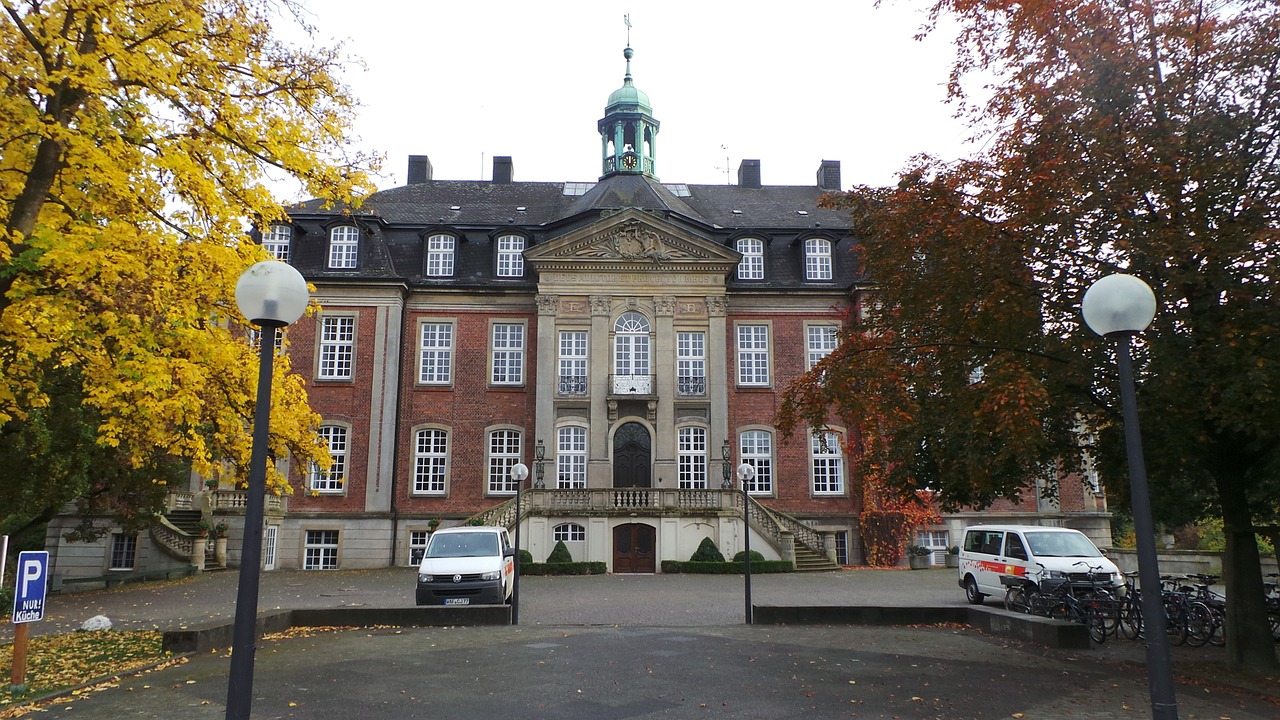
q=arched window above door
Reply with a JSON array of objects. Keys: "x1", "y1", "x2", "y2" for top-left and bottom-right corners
[{"x1": 614, "y1": 311, "x2": 650, "y2": 333}]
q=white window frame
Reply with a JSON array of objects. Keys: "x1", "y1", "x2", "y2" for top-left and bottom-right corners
[
  {"x1": 263, "y1": 224, "x2": 292, "y2": 261},
  {"x1": 412, "y1": 428, "x2": 449, "y2": 495},
  {"x1": 303, "y1": 529, "x2": 339, "y2": 570},
  {"x1": 496, "y1": 234, "x2": 525, "y2": 277},
  {"x1": 677, "y1": 426, "x2": 708, "y2": 489},
  {"x1": 553, "y1": 523, "x2": 586, "y2": 542},
  {"x1": 557, "y1": 425, "x2": 587, "y2": 489},
  {"x1": 109, "y1": 533, "x2": 137, "y2": 571},
  {"x1": 418, "y1": 320, "x2": 454, "y2": 385},
  {"x1": 811, "y1": 430, "x2": 845, "y2": 495},
  {"x1": 804, "y1": 237, "x2": 832, "y2": 281},
  {"x1": 427, "y1": 234, "x2": 455, "y2": 277},
  {"x1": 318, "y1": 316, "x2": 355, "y2": 380},
  {"x1": 328, "y1": 226, "x2": 359, "y2": 269},
  {"x1": 310, "y1": 425, "x2": 347, "y2": 493},
  {"x1": 487, "y1": 429, "x2": 522, "y2": 495},
  {"x1": 806, "y1": 325, "x2": 839, "y2": 370},
  {"x1": 739, "y1": 430, "x2": 774, "y2": 495},
  {"x1": 558, "y1": 331, "x2": 588, "y2": 395},
  {"x1": 676, "y1": 331, "x2": 706, "y2": 396},
  {"x1": 490, "y1": 322, "x2": 526, "y2": 385},
  {"x1": 736, "y1": 324, "x2": 771, "y2": 386},
  {"x1": 408, "y1": 530, "x2": 430, "y2": 565},
  {"x1": 736, "y1": 237, "x2": 764, "y2": 280}
]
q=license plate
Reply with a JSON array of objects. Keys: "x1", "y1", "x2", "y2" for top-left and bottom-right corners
[{"x1": 444, "y1": 598, "x2": 470, "y2": 606}]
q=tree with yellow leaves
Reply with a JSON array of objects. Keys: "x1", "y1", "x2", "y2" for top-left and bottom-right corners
[{"x1": 0, "y1": 0, "x2": 377, "y2": 541}]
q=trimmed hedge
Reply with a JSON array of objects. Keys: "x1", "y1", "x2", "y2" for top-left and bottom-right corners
[
  {"x1": 520, "y1": 561, "x2": 608, "y2": 576},
  {"x1": 660, "y1": 560, "x2": 794, "y2": 574}
]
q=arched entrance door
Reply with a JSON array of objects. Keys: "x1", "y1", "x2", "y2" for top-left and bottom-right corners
[
  {"x1": 612, "y1": 422, "x2": 651, "y2": 488},
  {"x1": 613, "y1": 523, "x2": 656, "y2": 573}
]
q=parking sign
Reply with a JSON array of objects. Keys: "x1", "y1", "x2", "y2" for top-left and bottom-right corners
[{"x1": 11, "y1": 551, "x2": 49, "y2": 624}]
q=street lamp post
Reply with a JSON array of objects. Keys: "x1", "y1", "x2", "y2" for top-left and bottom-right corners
[
  {"x1": 509, "y1": 461, "x2": 529, "y2": 625},
  {"x1": 737, "y1": 462, "x2": 757, "y2": 625},
  {"x1": 226, "y1": 261, "x2": 309, "y2": 720},
  {"x1": 1082, "y1": 273, "x2": 1177, "y2": 720}
]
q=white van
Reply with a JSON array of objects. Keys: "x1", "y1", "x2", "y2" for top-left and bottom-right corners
[
  {"x1": 415, "y1": 526, "x2": 515, "y2": 606},
  {"x1": 957, "y1": 525, "x2": 1120, "y2": 605}
]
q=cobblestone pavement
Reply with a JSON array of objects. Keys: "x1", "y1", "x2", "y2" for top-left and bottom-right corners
[{"x1": 4, "y1": 568, "x2": 1277, "y2": 719}]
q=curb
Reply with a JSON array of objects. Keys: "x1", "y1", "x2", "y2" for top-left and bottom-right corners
[{"x1": 752, "y1": 605, "x2": 1091, "y2": 649}]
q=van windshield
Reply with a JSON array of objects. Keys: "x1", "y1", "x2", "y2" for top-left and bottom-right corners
[
  {"x1": 1024, "y1": 532, "x2": 1102, "y2": 558},
  {"x1": 425, "y1": 532, "x2": 500, "y2": 558}
]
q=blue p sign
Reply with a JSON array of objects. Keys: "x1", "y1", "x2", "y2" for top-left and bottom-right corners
[{"x1": 12, "y1": 551, "x2": 49, "y2": 624}]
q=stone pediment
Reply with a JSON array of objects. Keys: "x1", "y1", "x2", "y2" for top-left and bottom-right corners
[{"x1": 526, "y1": 209, "x2": 739, "y2": 270}]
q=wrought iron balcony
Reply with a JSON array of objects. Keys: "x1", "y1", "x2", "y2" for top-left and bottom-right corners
[
  {"x1": 677, "y1": 375, "x2": 706, "y2": 396},
  {"x1": 558, "y1": 374, "x2": 588, "y2": 395},
  {"x1": 609, "y1": 374, "x2": 655, "y2": 396}
]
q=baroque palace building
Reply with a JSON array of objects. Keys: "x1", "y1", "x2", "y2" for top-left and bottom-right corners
[{"x1": 45, "y1": 43, "x2": 1110, "y2": 581}]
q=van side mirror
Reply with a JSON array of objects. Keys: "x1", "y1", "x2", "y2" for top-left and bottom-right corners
[{"x1": 503, "y1": 547, "x2": 516, "y2": 558}]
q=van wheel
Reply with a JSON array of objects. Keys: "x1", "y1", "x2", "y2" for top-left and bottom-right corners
[{"x1": 964, "y1": 576, "x2": 986, "y2": 605}]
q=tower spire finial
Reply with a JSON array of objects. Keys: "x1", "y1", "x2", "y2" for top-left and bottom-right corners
[{"x1": 623, "y1": 14, "x2": 633, "y2": 82}]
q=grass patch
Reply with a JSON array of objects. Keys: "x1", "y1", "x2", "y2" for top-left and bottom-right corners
[{"x1": 1, "y1": 630, "x2": 170, "y2": 711}]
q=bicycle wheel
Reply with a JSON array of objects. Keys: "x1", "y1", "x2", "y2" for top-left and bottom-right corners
[
  {"x1": 1086, "y1": 601, "x2": 1109, "y2": 644},
  {"x1": 1207, "y1": 604, "x2": 1226, "y2": 647},
  {"x1": 1185, "y1": 602, "x2": 1214, "y2": 648},
  {"x1": 1004, "y1": 586, "x2": 1030, "y2": 613},
  {"x1": 1164, "y1": 598, "x2": 1189, "y2": 647},
  {"x1": 1119, "y1": 598, "x2": 1143, "y2": 640}
]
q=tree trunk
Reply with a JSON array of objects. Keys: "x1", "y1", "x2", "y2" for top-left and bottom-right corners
[{"x1": 1218, "y1": 477, "x2": 1279, "y2": 670}]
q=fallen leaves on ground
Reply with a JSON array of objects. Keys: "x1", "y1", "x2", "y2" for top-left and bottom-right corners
[{"x1": 1, "y1": 630, "x2": 170, "y2": 713}]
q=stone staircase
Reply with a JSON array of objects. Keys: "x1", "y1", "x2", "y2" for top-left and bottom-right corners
[
  {"x1": 150, "y1": 509, "x2": 221, "y2": 569},
  {"x1": 792, "y1": 543, "x2": 841, "y2": 572}
]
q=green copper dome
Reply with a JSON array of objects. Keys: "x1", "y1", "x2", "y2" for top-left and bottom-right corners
[{"x1": 606, "y1": 47, "x2": 652, "y2": 113}]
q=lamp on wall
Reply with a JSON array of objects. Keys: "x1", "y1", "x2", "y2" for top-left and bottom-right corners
[
  {"x1": 226, "y1": 261, "x2": 309, "y2": 720},
  {"x1": 534, "y1": 439, "x2": 546, "y2": 489},
  {"x1": 721, "y1": 439, "x2": 732, "y2": 488}
]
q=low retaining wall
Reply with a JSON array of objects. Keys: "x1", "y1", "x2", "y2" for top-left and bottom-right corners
[
  {"x1": 162, "y1": 605, "x2": 512, "y2": 654},
  {"x1": 752, "y1": 605, "x2": 1090, "y2": 650}
]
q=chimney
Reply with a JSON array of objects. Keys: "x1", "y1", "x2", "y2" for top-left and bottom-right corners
[
  {"x1": 493, "y1": 156, "x2": 514, "y2": 184},
  {"x1": 407, "y1": 155, "x2": 433, "y2": 184},
  {"x1": 817, "y1": 160, "x2": 841, "y2": 191},
  {"x1": 737, "y1": 159, "x2": 761, "y2": 189}
]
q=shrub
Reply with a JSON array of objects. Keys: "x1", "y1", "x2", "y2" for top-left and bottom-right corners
[
  {"x1": 732, "y1": 550, "x2": 766, "y2": 563},
  {"x1": 689, "y1": 537, "x2": 725, "y2": 563},
  {"x1": 546, "y1": 541, "x2": 574, "y2": 563},
  {"x1": 661, "y1": 559, "x2": 793, "y2": 574},
  {"x1": 518, "y1": 549, "x2": 534, "y2": 565},
  {"x1": 520, "y1": 561, "x2": 607, "y2": 576},
  {"x1": 907, "y1": 545, "x2": 931, "y2": 557}
]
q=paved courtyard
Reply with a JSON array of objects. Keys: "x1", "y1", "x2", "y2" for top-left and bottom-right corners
[{"x1": 4, "y1": 568, "x2": 1277, "y2": 719}]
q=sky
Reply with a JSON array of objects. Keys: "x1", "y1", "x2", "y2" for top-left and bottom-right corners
[{"x1": 282, "y1": 0, "x2": 973, "y2": 199}]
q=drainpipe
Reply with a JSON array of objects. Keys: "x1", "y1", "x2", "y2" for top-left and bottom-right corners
[{"x1": 388, "y1": 285, "x2": 410, "y2": 567}]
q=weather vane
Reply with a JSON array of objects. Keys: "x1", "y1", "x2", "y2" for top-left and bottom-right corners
[{"x1": 624, "y1": 13, "x2": 631, "y2": 46}]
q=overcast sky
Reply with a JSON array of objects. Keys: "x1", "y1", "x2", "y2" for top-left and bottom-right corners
[{"x1": 283, "y1": 0, "x2": 971, "y2": 199}]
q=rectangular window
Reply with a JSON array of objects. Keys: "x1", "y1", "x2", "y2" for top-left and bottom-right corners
[
  {"x1": 676, "y1": 332, "x2": 706, "y2": 395},
  {"x1": 736, "y1": 237, "x2": 764, "y2": 280},
  {"x1": 413, "y1": 429, "x2": 448, "y2": 494},
  {"x1": 418, "y1": 322, "x2": 453, "y2": 385},
  {"x1": 263, "y1": 224, "x2": 292, "y2": 261},
  {"x1": 109, "y1": 533, "x2": 137, "y2": 570},
  {"x1": 310, "y1": 425, "x2": 347, "y2": 492},
  {"x1": 736, "y1": 324, "x2": 770, "y2": 386},
  {"x1": 303, "y1": 530, "x2": 339, "y2": 570},
  {"x1": 804, "y1": 238, "x2": 832, "y2": 280},
  {"x1": 557, "y1": 426, "x2": 587, "y2": 489},
  {"x1": 328, "y1": 226, "x2": 359, "y2": 269},
  {"x1": 811, "y1": 431, "x2": 844, "y2": 495},
  {"x1": 409, "y1": 530, "x2": 430, "y2": 565},
  {"x1": 558, "y1": 331, "x2": 588, "y2": 395},
  {"x1": 677, "y1": 426, "x2": 708, "y2": 489},
  {"x1": 834, "y1": 530, "x2": 849, "y2": 565},
  {"x1": 263, "y1": 525, "x2": 278, "y2": 571},
  {"x1": 491, "y1": 323, "x2": 525, "y2": 385},
  {"x1": 806, "y1": 326, "x2": 839, "y2": 370},
  {"x1": 740, "y1": 430, "x2": 774, "y2": 494},
  {"x1": 496, "y1": 235, "x2": 525, "y2": 277},
  {"x1": 487, "y1": 429, "x2": 522, "y2": 494},
  {"x1": 318, "y1": 316, "x2": 355, "y2": 380},
  {"x1": 427, "y1": 234, "x2": 455, "y2": 277}
]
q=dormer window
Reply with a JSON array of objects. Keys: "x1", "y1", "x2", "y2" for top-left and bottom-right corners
[
  {"x1": 496, "y1": 234, "x2": 525, "y2": 278},
  {"x1": 427, "y1": 234, "x2": 455, "y2": 277},
  {"x1": 736, "y1": 237, "x2": 764, "y2": 280},
  {"x1": 328, "y1": 226, "x2": 358, "y2": 269},
  {"x1": 804, "y1": 238, "x2": 832, "y2": 281},
  {"x1": 263, "y1": 224, "x2": 292, "y2": 262}
]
